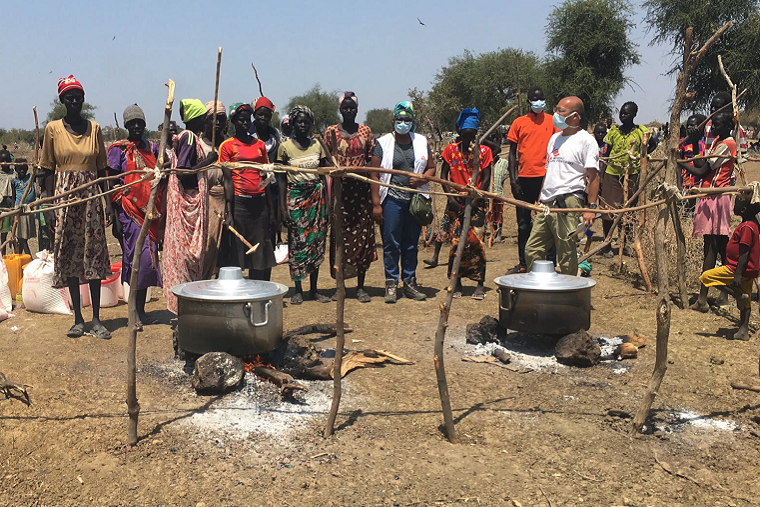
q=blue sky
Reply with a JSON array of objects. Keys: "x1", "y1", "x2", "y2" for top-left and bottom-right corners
[{"x1": 1, "y1": 0, "x2": 678, "y2": 131}]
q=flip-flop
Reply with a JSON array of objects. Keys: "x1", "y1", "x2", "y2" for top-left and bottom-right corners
[
  {"x1": 66, "y1": 322, "x2": 85, "y2": 338},
  {"x1": 690, "y1": 302, "x2": 709, "y2": 313},
  {"x1": 472, "y1": 291, "x2": 486, "y2": 301},
  {"x1": 356, "y1": 289, "x2": 371, "y2": 303},
  {"x1": 91, "y1": 324, "x2": 111, "y2": 340},
  {"x1": 291, "y1": 293, "x2": 304, "y2": 305},
  {"x1": 313, "y1": 292, "x2": 331, "y2": 303}
]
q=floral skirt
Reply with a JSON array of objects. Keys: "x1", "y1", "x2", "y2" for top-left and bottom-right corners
[
  {"x1": 286, "y1": 180, "x2": 327, "y2": 282},
  {"x1": 52, "y1": 170, "x2": 111, "y2": 288}
]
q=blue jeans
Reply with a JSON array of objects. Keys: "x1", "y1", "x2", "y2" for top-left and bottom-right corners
[{"x1": 381, "y1": 196, "x2": 422, "y2": 284}]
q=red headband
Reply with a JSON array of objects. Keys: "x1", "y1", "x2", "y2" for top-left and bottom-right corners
[
  {"x1": 58, "y1": 75, "x2": 84, "y2": 97},
  {"x1": 254, "y1": 96, "x2": 275, "y2": 112}
]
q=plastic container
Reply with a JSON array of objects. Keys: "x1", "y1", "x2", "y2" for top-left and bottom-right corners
[
  {"x1": 3, "y1": 254, "x2": 32, "y2": 297},
  {"x1": 99, "y1": 264, "x2": 122, "y2": 308},
  {"x1": 122, "y1": 282, "x2": 152, "y2": 302}
]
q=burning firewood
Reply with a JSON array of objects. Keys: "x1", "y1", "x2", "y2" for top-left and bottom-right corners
[
  {"x1": 0, "y1": 371, "x2": 32, "y2": 405},
  {"x1": 283, "y1": 323, "x2": 353, "y2": 340},
  {"x1": 252, "y1": 366, "x2": 309, "y2": 401}
]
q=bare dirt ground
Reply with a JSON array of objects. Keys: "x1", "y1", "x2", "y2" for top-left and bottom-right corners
[{"x1": 2, "y1": 157, "x2": 760, "y2": 507}]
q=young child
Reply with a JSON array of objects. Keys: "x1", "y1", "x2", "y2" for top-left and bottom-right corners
[
  {"x1": 695, "y1": 193, "x2": 760, "y2": 341},
  {"x1": 12, "y1": 159, "x2": 36, "y2": 256}
]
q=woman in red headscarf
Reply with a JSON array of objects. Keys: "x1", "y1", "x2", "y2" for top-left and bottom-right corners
[{"x1": 39, "y1": 75, "x2": 112, "y2": 339}]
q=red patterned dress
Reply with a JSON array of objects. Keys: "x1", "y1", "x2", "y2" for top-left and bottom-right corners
[{"x1": 324, "y1": 123, "x2": 377, "y2": 279}]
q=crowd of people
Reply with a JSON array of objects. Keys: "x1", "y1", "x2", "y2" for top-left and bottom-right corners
[{"x1": 2, "y1": 74, "x2": 757, "y2": 341}]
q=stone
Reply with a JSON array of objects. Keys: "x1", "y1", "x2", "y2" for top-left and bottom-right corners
[
  {"x1": 615, "y1": 342, "x2": 638, "y2": 359},
  {"x1": 466, "y1": 316, "x2": 500, "y2": 345},
  {"x1": 554, "y1": 330, "x2": 601, "y2": 367},
  {"x1": 191, "y1": 352, "x2": 244, "y2": 393},
  {"x1": 623, "y1": 332, "x2": 647, "y2": 348}
]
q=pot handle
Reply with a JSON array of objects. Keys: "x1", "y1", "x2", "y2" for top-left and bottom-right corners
[
  {"x1": 500, "y1": 289, "x2": 517, "y2": 312},
  {"x1": 245, "y1": 300, "x2": 272, "y2": 327}
]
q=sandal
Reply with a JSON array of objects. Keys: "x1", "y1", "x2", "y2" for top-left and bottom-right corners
[
  {"x1": 472, "y1": 289, "x2": 486, "y2": 301},
  {"x1": 66, "y1": 322, "x2": 85, "y2": 338},
  {"x1": 291, "y1": 293, "x2": 304, "y2": 305},
  {"x1": 91, "y1": 324, "x2": 111, "y2": 340},
  {"x1": 312, "y1": 292, "x2": 331, "y2": 303},
  {"x1": 505, "y1": 264, "x2": 527, "y2": 275},
  {"x1": 690, "y1": 302, "x2": 709, "y2": 313},
  {"x1": 356, "y1": 288, "x2": 371, "y2": 303}
]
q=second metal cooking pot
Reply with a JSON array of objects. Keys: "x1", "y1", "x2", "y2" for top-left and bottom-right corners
[
  {"x1": 494, "y1": 261, "x2": 596, "y2": 335},
  {"x1": 172, "y1": 267, "x2": 288, "y2": 356}
]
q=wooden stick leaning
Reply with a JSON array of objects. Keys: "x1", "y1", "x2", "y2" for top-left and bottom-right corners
[
  {"x1": 632, "y1": 21, "x2": 733, "y2": 434},
  {"x1": 318, "y1": 132, "x2": 346, "y2": 438},
  {"x1": 0, "y1": 107, "x2": 40, "y2": 253},
  {"x1": 210, "y1": 47, "x2": 222, "y2": 152},
  {"x1": 433, "y1": 135, "x2": 488, "y2": 444},
  {"x1": 631, "y1": 132, "x2": 653, "y2": 292},
  {"x1": 126, "y1": 79, "x2": 175, "y2": 447},
  {"x1": 718, "y1": 54, "x2": 746, "y2": 185},
  {"x1": 617, "y1": 140, "x2": 633, "y2": 274},
  {"x1": 251, "y1": 63, "x2": 264, "y2": 97}
]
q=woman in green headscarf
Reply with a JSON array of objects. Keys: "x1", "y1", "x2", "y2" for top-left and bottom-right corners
[
  {"x1": 369, "y1": 101, "x2": 436, "y2": 303},
  {"x1": 163, "y1": 99, "x2": 214, "y2": 314}
]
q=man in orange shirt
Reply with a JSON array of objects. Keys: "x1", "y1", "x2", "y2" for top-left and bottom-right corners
[{"x1": 505, "y1": 86, "x2": 559, "y2": 273}]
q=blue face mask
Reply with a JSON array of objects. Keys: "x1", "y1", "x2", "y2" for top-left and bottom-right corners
[
  {"x1": 553, "y1": 111, "x2": 577, "y2": 130},
  {"x1": 530, "y1": 100, "x2": 546, "y2": 113},
  {"x1": 394, "y1": 120, "x2": 413, "y2": 135}
]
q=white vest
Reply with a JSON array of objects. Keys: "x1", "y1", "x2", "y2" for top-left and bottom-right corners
[{"x1": 377, "y1": 132, "x2": 430, "y2": 203}]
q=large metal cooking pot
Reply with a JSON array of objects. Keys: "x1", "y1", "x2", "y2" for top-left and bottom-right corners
[
  {"x1": 494, "y1": 260, "x2": 596, "y2": 335},
  {"x1": 172, "y1": 267, "x2": 288, "y2": 356}
]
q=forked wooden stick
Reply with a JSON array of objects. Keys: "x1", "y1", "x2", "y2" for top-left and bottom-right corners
[{"x1": 126, "y1": 79, "x2": 175, "y2": 446}]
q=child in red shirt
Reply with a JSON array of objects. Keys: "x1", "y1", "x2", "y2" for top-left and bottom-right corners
[{"x1": 694, "y1": 193, "x2": 760, "y2": 340}]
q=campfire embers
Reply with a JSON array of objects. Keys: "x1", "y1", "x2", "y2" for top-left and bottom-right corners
[{"x1": 189, "y1": 323, "x2": 413, "y2": 401}]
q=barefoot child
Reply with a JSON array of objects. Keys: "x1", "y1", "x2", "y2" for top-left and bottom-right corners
[{"x1": 693, "y1": 193, "x2": 760, "y2": 341}]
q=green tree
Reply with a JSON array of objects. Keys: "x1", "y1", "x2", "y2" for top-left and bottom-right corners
[
  {"x1": 544, "y1": 0, "x2": 640, "y2": 125},
  {"x1": 644, "y1": 0, "x2": 760, "y2": 111},
  {"x1": 284, "y1": 84, "x2": 340, "y2": 133},
  {"x1": 427, "y1": 49, "x2": 543, "y2": 129},
  {"x1": 364, "y1": 108, "x2": 393, "y2": 135},
  {"x1": 45, "y1": 96, "x2": 97, "y2": 124}
]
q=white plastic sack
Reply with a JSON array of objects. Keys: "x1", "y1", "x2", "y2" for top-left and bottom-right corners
[
  {"x1": 22, "y1": 251, "x2": 72, "y2": 315},
  {"x1": 0, "y1": 255, "x2": 12, "y2": 312}
]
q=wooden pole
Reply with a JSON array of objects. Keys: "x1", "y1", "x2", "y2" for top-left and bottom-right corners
[
  {"x1": 514, "y1": 50, "x2": 522, "y2": 115},
  {"x1": 319, "y1": 131, "x2": 346, "y2": 438},
  {"x1": 718, "y1": 54, "x2": 746, "y2": 185},
  {"x1": 126, "y1": 79, "x2": 175, "y2": 446},
  {"x1": 631, "y1": 132, "x2": 653, "y2": 292},
  {"x1": 617, "y1": 145, "x2": 631, "y2": 274},
  {"x1": 632, "y1": 22, "x2": 732, "y2": 434},
  {"x1": 670, "y1": 199, "x2": 689, "y2": 308},
  {"x1": 433, "y1": 134, "x2": 485, "y2": 443},
  {"x1": 210, "y1": 47, "x2": 222, "y2": 152},
  {"x1": 33, "y1": 106, "x2": 39, "y2": 165},
  {"x1": 250, "y1": 63, "x2": 265, "y2": 97}
]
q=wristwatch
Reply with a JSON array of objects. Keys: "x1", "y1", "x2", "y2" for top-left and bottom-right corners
[{"x1": 588, "y1": 203, "x2": 598, "y2": 209}]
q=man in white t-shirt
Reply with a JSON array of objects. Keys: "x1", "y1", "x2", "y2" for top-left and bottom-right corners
[{"x1": 524, "y1": 96, "x2": 600, "y2": 275}]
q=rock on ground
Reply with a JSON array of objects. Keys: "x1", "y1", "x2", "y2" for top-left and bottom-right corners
[
  {"x1": 466, "y1": 316, "x2": 500, "y2": 345},
  {"x1": 191, "y1": 352, "x2": 244, "y2": 393},
  {"x1": 554, "y1": 330, "x2": 601, "y2": 367}
]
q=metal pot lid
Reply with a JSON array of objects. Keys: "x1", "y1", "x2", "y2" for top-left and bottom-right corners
[
  {"x1": 171, "y1": 267, "x2": 289, "y2": 301},
  {"x1": 494, "y1": 261, "x2": 596, "y2": 291}
]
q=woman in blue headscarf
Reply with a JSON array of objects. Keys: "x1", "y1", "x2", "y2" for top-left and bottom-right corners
[
  {"x1": 369, "y1": 101, "x2": 436, "y2": 303},
  {"x1": 439, "y1": 108, "x2": 492, "y2": 299}
]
